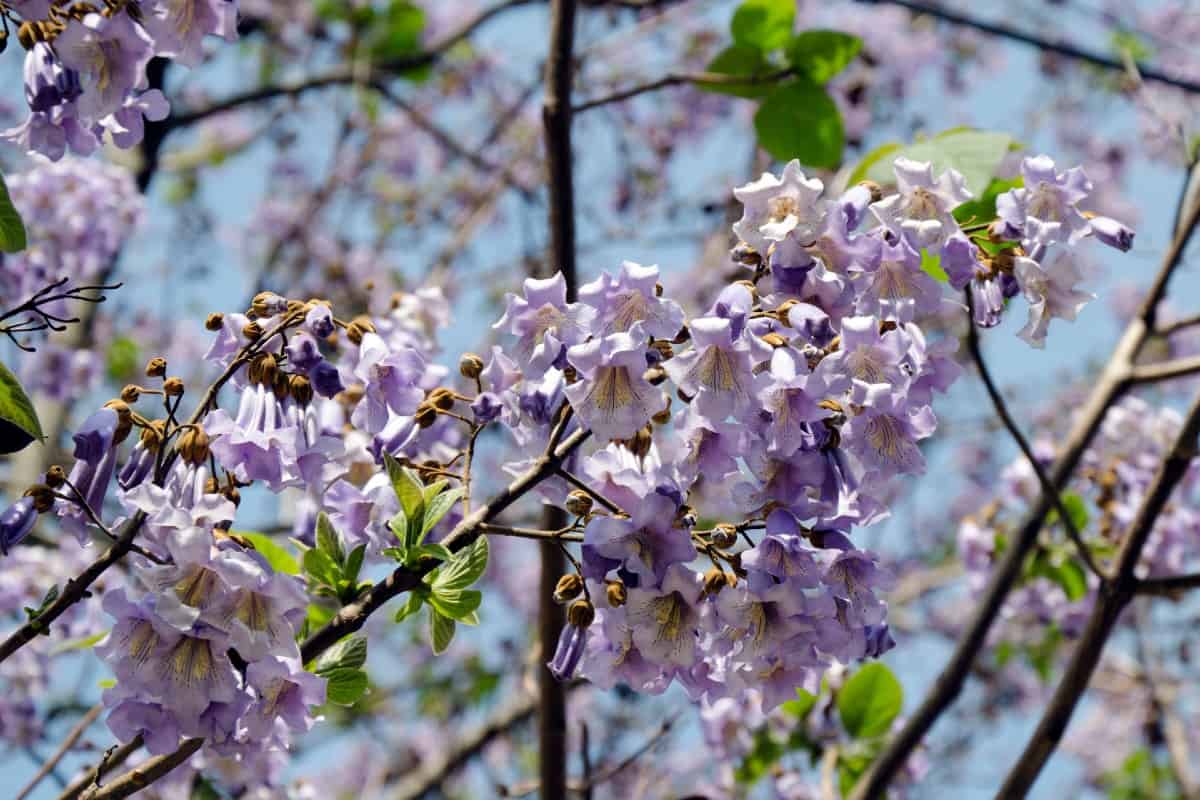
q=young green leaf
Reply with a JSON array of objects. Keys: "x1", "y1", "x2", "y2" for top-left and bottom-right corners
[
  {"x1": 428, "y1": 588, "x2": 482, "y2": 624},
  {"x1": 731, "y1": 0, "x2": 795, "y2": 52},
  {"x1": 315, "y1": 512, "x2": 345, "y2": 567},
  {"x1": 421, "y1": 487, "x2": 464, "y2": 538},
  {"x1": 847, "y1": 141, "x2": 902, "y2": 186},
  {"x1": 920, "y1": 249, "x2": 949, "y2": 283},
  {"x1": 411, "y1": 542, "x2": 454, "y2": 563},
  {"x1": 236, "y1": 532, "x2": 300, "y2": 575},
  {"x1": 0, "y1": 172, "x2": 27, "y2": 253},
  {"x1": 50, "y1": 630, "x2": 108, "y2": 655},
  {"x1": 394, "y1": 592, "x2": 424, "y2": 624},
  {"x1": 836, "y1": 663, "x2": 903, "y2": 739},
  {"x1": 701, "y1": 45, "x2": 775, "y2": 99},
  {"x1": 343, "y1": 544, "x2": 367, "y2": 585},
  {"x1": 429, "y1": 607, "x2": 456, "y2": 654},
  {"x1": 313, "y1": 634, "x2": 368, "y2": 673},
  {"x1": 785, "y1": 30, "x2": 862, "y2": 84},
  {"x1": 0, "y1": 362, "x2": 44, "y2": 454},
  {"x1": 383, "y1": 453, "x2": 426, "y2": 522},
  {"x1": 323, "y1": 667, "x2": 369, "y2": 706},
  {"x1": 753, "y1": 78, "x2": 844, "y2": 168},
  {"x1": 432, "y1": 536, "x2": 489, "y2": 592},
  {"x1": 303, "y1": 547, "x2": 341, "y2": 589}
]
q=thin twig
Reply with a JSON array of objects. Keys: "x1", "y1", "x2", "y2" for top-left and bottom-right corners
[
  {"x1": 1129, "y1": 355, "x2": 1200, "y2": 384},
  {"x1": 964, "y1": 289, "x2": 1108, "y2": 581},
  {"x1": 1136, "y1": 572, "x2": 1200, "y2": 596},
  {"x1": 572, "y1": 67, "x2": 795, "y2": 113},
  {"x1": 55, "y1": 736, "x2": 143, "y2": 800},
  {"x1": 556, "y1": 469, "x2": 624, "y2": 515},
  {"x1": 16, "y1": 704, "x2": 103, "y2": 800},
  {"x1": 480, "y1": 523, "x2": 583, "y2": 542}
]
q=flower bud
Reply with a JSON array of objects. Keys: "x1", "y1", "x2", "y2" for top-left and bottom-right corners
[
  {"x1": 775, "y1": 299, "x2": 799, "y2": 325},
  {"x1": 673, "y1": 503, "x2": 696, "y2": 529},
  {"x1": 140, "y1": 420, "x2": 165, "y2": 450},
  {"x1": 731, "y1": 242, "x2": 762, "y2": 267},
  {"x1": 242, "y1": 321, "x2": 263, "y2": 341},
  {"x1": 178, "y1": 426, "x2": 211, "y2": 465},
  {"x1": 859, "y1": 180, "x2": 883, "y2": 204},
  {"x1": 103, "y1": 400, "x2": 134, "y2": 444},
  {"x1": 643, "y1": 365, "x2": 667, "y2": 386},
  {"x1": 554, "y1": 574, "x2": 584, "y2": 604},
  {"x1": 162, "y1": 377, "x2": 184, "y2": 397},
  {"x1": 564, "y1": 490, "x2": 593, "y2": 517},
  {"x1": 703, "y1": 566, "x2": 729, "y2": 597},
  {"x1": 606, "y1": 580, "x2": 627, "y2": 608},
  {"x1": 204, "y1": 313, "x2": 224, "y2": 331},
  {"x1": 44, "y1": 465, "x2": 66, "y2": 488},
  {"x1": 711, "y1": 523, "x2": 738, "y2": 550},
  {"x1": 248, "y1": 353, "x2": 278, "y2": 386},
  {"x1": 120, "y1": 384, "x2": 140, "y2": 403},
  {"x1": 761, "y1": 332, "x2": 788, "y2": 348},
  {"x1": 289, "y1": 374, "x2": 314, "y2": 406},
  {"x1": 459, "y1": 353, "x2": 485, "y2": 380},
  {"x1": 346, "y1": 315, "x2": 375, "y2": 345},
  {"x1": 144, "y1": 357, "x2": 167, "y2": 378},
  {"x1": 415, "y1": 403, "x2": 438, "y2": 429},
  {"x1": 23, "y1": 484, "x2": 56, "y2": 513},
  {"x1": 251, "y1": 291, "x2": 288, "y2": 318},
  {"x1": 566, "y1": 599, "x2": 595, "y2": 629},
  {"x1": 428, "y1": 387, "x2": 455, "y2": 411}
]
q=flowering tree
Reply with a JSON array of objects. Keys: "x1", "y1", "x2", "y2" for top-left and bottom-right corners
[{"x1": 0, "y1": 1, "x2": 1199, "y2": 798}]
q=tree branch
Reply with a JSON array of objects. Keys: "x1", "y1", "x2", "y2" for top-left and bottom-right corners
[
  {"x1": 857, "y1": 0, "x2": 1200, "y2": 96},
  {"x1": 1129, "y1": 354, "x2": 1200, "y2": 384},
  {"x1": 572, "y1": 67, "x2": 795, "y2": 113},
  {"x1": 16, "y1": 704, "x2": 103, "y2": 800},
  {"x1": 999, "y1": 391, "x2": 1200, "y2": 795}
]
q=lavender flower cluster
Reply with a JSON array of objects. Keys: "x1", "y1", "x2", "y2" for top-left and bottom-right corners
[
  {"x1": 2, "y1": 0, "x2": 238, "y2": 159},
  {"x1": 0, "y1": 153, "x2": 1133, "y2": 784}
]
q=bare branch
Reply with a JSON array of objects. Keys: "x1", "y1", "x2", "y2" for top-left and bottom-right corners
[
  {"x1": 1130, "y1": 355, "x2": 1200, "y2": 384},
  {"x1": 572, "y1": 67, "x2": 794, "y2": 113},
  {"x1": 17, "y1": 704, "x2": 103, "y2": 800}
]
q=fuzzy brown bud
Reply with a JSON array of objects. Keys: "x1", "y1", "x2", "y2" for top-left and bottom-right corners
[
  {"x1": 775, "y1": 298, "x2": 799, "y2": 326},
  {"x1": 606, "y1": 580, "x2": 627, "y2": 608},
  {"x1": 563, "y1": 364, "x2": 579, "y2": 384},
  {"x1": 204, "y1": 313, "x2": 224, "y2": 331},
  {"x1": 145, "y1": 357, "x2": 167, "y2": 378},
  {"x1": 251, "y1": 291, "x2": 287, "y2": 318},
  {"x1": 103, "y1": 400, "x2": 134, "y2": 444},
  {"x1": 554, "y1": 574, "x2": 584, "y2": 604},
  {"x1": 23, "y1": 484, "x2": 56, "y2": 513},
  {"x1": 859, "y1": 180, "x2": 883, "y2": 204},
  {"x1": 564, "y1": 490, "x2": 593, "y2": 517},
  {"x1": 44, "y1": 465, "x2": 66, "y2": 489},
  {"x1": 162, "y1": 377, "x2": 185, "y2": 397},
  {"x1": 345, "y1": 315, "x2": 375, "y2": 345},
  {"x1": 566, "y1": 599, "x2": 596, "y2": 629},
  {"x1": 247, "y1": 353, "x2": 277, "y2": 386},
  {"x1": 242, "y1": 321, "x2": 263, "y2": 341},
  {"x1": 415, "y1": 403, "x2": 438, "y2": 429},
  {"x1": 459, "y1": 352, "x2": 484, "y2": 380},
  {"x1": 711, "y1": 523, "x2": 739, "y2": 550},
  {"x1": 428, "y1": 388, "x2": 455, "y2": 411},
  {"x1": 761, "y1": 332, "x2": 788, "y2": 348},
  {"x1": 140, "y1": 421, "x2": 166, "y2": 450},
  {"x1": 703, "y1": 567, "x2": 730, "y2": 597},
  {"x1": 178, "y1": 426, "x2": 211, "y2": 465},
  {"x1": 731, "y1": 242, "x2": 762, "y2": 267},
  {"x1": 289, "y1": 374, "x2": 314, "y2": 406},
  {"x1": 120, "y1": 385, "x2": 140, "y2": 404}
]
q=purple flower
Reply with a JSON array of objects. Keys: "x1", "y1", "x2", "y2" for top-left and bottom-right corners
[
  {"x1": 0, "y1": 497, "x2": 37, "y2": 556},
  {"x1": 564, "y1": 327, "x2": 661, "y2": 441},
  {"x1": 494, "y1": 273, "x2": 594, "y2": 377},
  {"x1": 996, "y1": 155, "x2": 1092, "y2": 249},
  {"x1": 756, "y1": 348, "x2": 827, "y2": 457},
  {"x1": 206, "y1": 383, "x2": 298, "y2": 490},
  {"x1": 54, "y1": 12, "x2": 155, "y2": 121},
  {"x1": 579, "y1": 261, "x2": 685, "y2": 339},
  {"x1": 141, "y1": 0, "x2": 239, "y2": 68},
  {"x1": 548, "y1": 623, "x2": 588, "y2": 681},
  {"x1": 244, "y1": 656, "x2": 326, "y2": 740},
  {"x1": 1088, "y1": 215, "x2": 1135, "y2": 252},
  {"x1": 822, "y1": 549, "x2": 894, "y2": 626},
  {"x1": 843, "y1": 383, "x2": 935, "y2": 475},
  {"x1": 625, "y1": 564, "x2": 703, "y2": 668},
  {"x1": 350, "y1": 332, "x2": 427, "y2": 434},
  {"x1": 854, "y1": 239, "x2": 944, "y2": 323},
  {"x1": 583, "y1": 495, "x2": 696, "y2": 584},
  {"x1": 814, "y1": 315, "x2": 909, "y2": 396},
  {"x1": 733, "y1": 160, "x2": 828, "y2": 254},
  {"x1": 105, "y1": 695, "x2": 182, "y2": 755},
  {"x1": 23, "y1": 43, "x2": 82, "y2": 113},
  {"x1": 870, "y1": 157, "x2": 971, "y2": 248},
  {"x1": 664, "y1": 316, "x2": 761, "y2": 422},
  {"x1": 1013, "y1": 253, "x2": 1094, "y2": 348}
]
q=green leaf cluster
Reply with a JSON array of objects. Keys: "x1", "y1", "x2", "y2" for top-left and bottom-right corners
[
  {"x1": 298, "y1": 513, "x2": 369, "y2": 605},
  {"x1": 310, "y1": 634, "x2": 370, "y2": 706},
  {"x1": 702, "y1": 1, "x2": 861, "y2": 168}
]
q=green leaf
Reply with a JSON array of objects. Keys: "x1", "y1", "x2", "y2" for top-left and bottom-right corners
[
  {"x1": 429, "y1": 588, "x2": 482, "y2": 623},
  {"x1": 847, "y1": 142, "x2": 902, "y2": 186},
  {"x1": 836, "y1": 663, "x2": 903, "y2": 739},
  {"x1": 394, "y1": 592, "x2": 424, "y2": 623},
  {"x1": 731, "y1": 0, "x2": 795, "y2": 52},
  {"x1": 343, "y1": 543, "x2": 366, "y2": 585},
  {"x1": 50, "y1": 630, "x2": 108, "y2": 655},
  {"x1": 0, "y1": 172, "x2": 27, "y2": 253},
  {"x1": 303, "y1": 547, "x2": 340, "y2": 588},
  {"x1": 105, "y1": 337, "x2": 140, "y2": 384},
  {"x1": 0, "y1": 361, "x2": 43, "y2": 454},
  {"x1": 237, "y1": 532, "x2": 300, "y2": 575},
  {"x1": 781, "y1": 687, "x2": 818, "y2": 719},
  {"x1": 422, "y1": 488, "x2": 463, "y2": 538},
  {"x1": 323, "y1": 667, "x2": 369, "y2": 706},
  {"x1": 861, "y1": 129, "x2": 1013, "y2": 198},
  {"x1": 383, "y1": 454, "x2": 426, "y2": 522},
  {"x1": 1053, "y1": 491, "x2": 1091, "y2": 534},
  {"x1": 429, "y1": 608, "x2": 456, "y2": 654},
  {"x1": 432, "y1": 536, "x2": 489, "y2": 592},
  {"x1": 1026, "y1": 551, "x2": 1089, "y2": 603},
  {"x1": 838, "y1": 750, "x2": 874, "y2": 797},
  {"x1": 411, "y1": 542, "x2": 454, "y2": 562},
  {"x1": 315, "y1": 512, "x2": 345, "y2": 567},
  {"x1": 952, "y1": 176, "x2": 1023, "y2": 226},
  {"x1": 313, "y1": 634, "x2": 368, "y2": 673},
  {"x1": 920, "y1": 248, "x2": 948, "y2": 283},
  {"x1": 785, "y1": 30, "x2": 862, "y2": 84},
  {"x1": 701, "y1": 45, "x2": 775, "y2": 99},
  {"x1": 753, "y1": 78, "x2": 844, "y2": 168},
  {"x1": 367, "y1": 1, "x2": 425, "y2": 61}
]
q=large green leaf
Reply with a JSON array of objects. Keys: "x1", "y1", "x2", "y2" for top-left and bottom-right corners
[
  {"x1": 861, "y1": 129, "x2": 1013, "y2": 197},
  {"x1": 0, "y1": 361, "x2": 43, "y2": 454},
  {"x1": 731, "y1": 0, "x2": 795, "y2": 52},
  {"x1": 432, "y1": 536, "x2": 489, "y2": 592},
  {"x1": 237, "y1": 532, "x2": 300, "y2": 575},
  {"x1": 429, "y1": 607, "x2": 456, "y2": 655},
  {"x1": 428, "y1": 588, "x2": 482, "y2": 624},
  {"x1": 0, "y1": 172, "x2": 26, "y2": 253},
  {"x1": 785, "y1": 30, "x2": 862, "y2": 84},
  {"x1": 754, "y1": 78, "x2": 844, "y2": 168},
  {"x1": 383, "y1": 454, "x2": 425, "y2": 524},
  {"x1": 315, "y1": 512, "x2": 345, "y2": 567},
  {"x1": 313, "y1": 634, "x2": 368, "y2": 673},
  {"x1": 701, "y1": 45, "x2": 776, "y2": 99},
  {"x1": 836, "y1": 663, "x2": 903, "y2": 739},
  {"x1": 323, "y1": 667, "x2": 369, "y2": 706}
]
